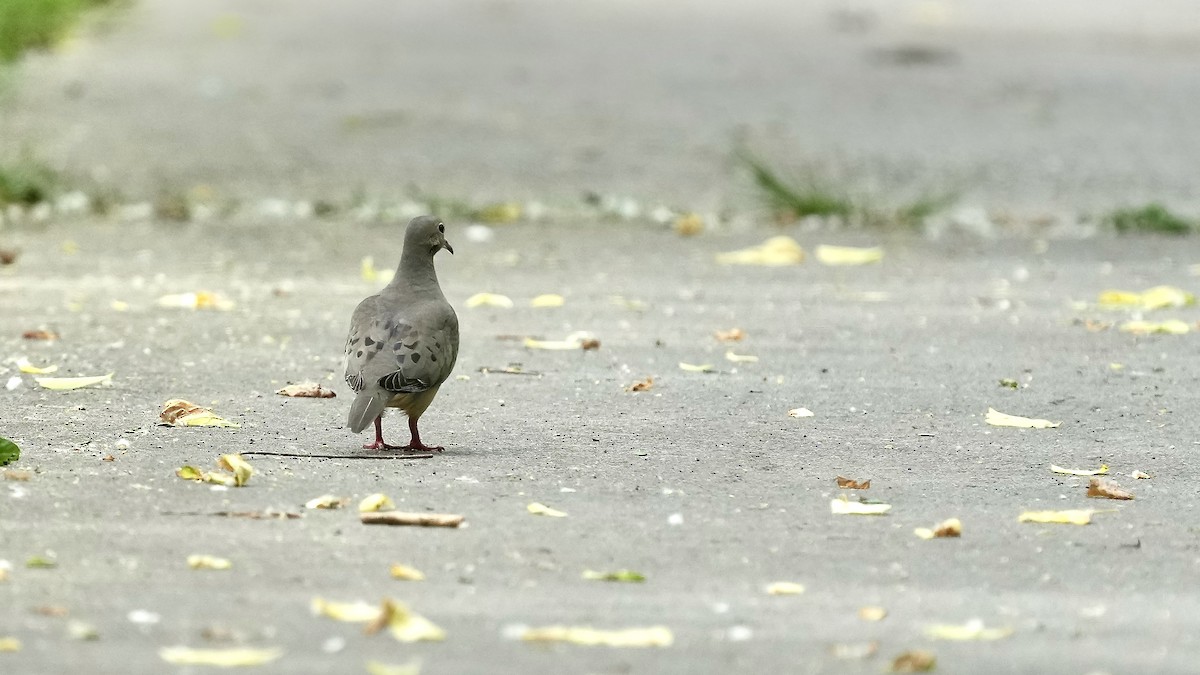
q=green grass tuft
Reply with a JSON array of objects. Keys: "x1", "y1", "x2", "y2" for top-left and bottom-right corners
[
  {"x1": 0, "y1": 155, "x2": 58, "y2": 205},
  {"x1": 737, "y1": 150, "x2": 854, "y2": 221},
  {"x1": 1105, "y1": 204, "x2": 1194, "y2": 235},
  {"x1": 0, "y1": 0, "x2": 113, "y2": 64}
]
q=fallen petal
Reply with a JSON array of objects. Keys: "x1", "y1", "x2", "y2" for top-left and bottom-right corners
[
  {"x1": 985, "y1": 407, "x2": 1060, "y2": 429},
  {"x1": 34, "y1": 373, "x2": 114, "y2": 391}
]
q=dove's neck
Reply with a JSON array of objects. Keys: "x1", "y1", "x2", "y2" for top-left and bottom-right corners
[{"x1": 390, "y1": 249, "x2": 443, "y2": 298}]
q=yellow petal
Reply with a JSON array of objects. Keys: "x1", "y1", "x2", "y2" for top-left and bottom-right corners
[
  {"x1": 1096, "y1": 290, "x2": 1141, "y2": 307},
  {"x1": 1018, "y1": 509, "x2": 1096, "y2": 525},
  {"x1": 518, "y1": 625, "x2": 673, "y2": 647},
  {"x1": 16, "y1": 358, "x2": 58, "y2": 375},
  {"x1": 187, "y1": 555, "x2": 232, "y2": 570},
  {"x1": 985, "y1": 407, "x2": 1060, "y2": 429},
  {"x1": 830, "y1": 498, "x2": 891, "y2": 515},
  {"x1": 466, "y1": 292, "x2": 514, "y2": 309},
  {"x1": 310, "y1": 597, "x2": 382, "y2": 623},
  {"x1": 156, "y1": 291, "x2": 234, "y2": 311},
  {"x1": 1119, "y1": 319, "x2": 1190, "y2": 335},
  {"x1": 527, "y1": 502, "x2": 568, "y2": 518},
  {"x1": 34, "y1": 373, "x2": 113, "y2": 391},
  {"x1": 158, "y1": 646, "x2": 282, "y2": 666},
  {"x1": 1050, "y1": 464, "x2": 1108, "y2": 476},
  {"x1": 382, "y1": 599, "x2": 445, "y2": 642},
  {"x1": 764, "y1": 581, "x2": 806, "y2": 595},
  {"x1": 476, "y1": 202, "x2": 522, "y2": 223},
  {"x1": 724, "y1": 351, "x2": 759, "y2": 363},
  {"x1": 815, "y1": 244, "x2": 884, "y2": 266},
  {"x1": 716, "y1": 236, "x2": 805, "y2": 266},
  {"x1": 365, "y1": 661, "x2": 422, "y2": 675},
  {"x1": 858, "y1": 606, "x2": 888, "y2": 622},
  {"x1": 389, "y1": 564, "x2": 425, "y2": 581},
  {"x1": 0, "y1": 637, "x2": 20, "y2": 652},
  {"x1": 925, "y1": 619, "x2": 1013, "y2": 641},
  {"x1": 358, "y1": 493, "x2": 395, "y2": 512},
  {"x1": 673, "y1": 213, "x2": 705, "y2": 236},
  {"x1": 1100, "y1": 285, "x2": 1194, "y2": 310},
  {"x1": 159, "y1": 399, "x2": 240, "y2": 427},
  {"x1": 530, "y1": 294, "x2": 565, "y2": 308},
  {"x1": 581, "y1": 569, "x2": 646, "y2": 582},
  {"x1": 305, "y1": 494, "x2": 347, "y2": 509},
  {"x1": 218, "y1": 454, "x2": 253, "y2": 486},
  {"x1": 678, "y1": 362, "x2": 714, "y2": 373}
]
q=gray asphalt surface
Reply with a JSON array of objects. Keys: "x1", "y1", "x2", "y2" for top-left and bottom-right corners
[
  {"x1": 4, "y1": 1, "x2": 1200, "y2": 674},
  {"x1": 4, "y1": 222, "x2": 1200, "y2": 674}
]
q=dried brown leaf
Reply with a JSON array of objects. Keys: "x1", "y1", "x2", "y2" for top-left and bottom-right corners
[
  {"x1": 714, "y1": 328, "x2": 746, "y2": 342},
  {"x1": 1087, "y1": 477, "x2": 1134, "y2": 500},
  {"x1": 891, "y1": 650, "x2": 937, "y2": 672},
  {"x1": 276, "y1": 383, "x2": 336, "y2": 398},
  {"x1": 625, "y1": 377, "x2": 654, "y2": 392},
  {"x1": 836, "y1": 476, "x2": 870, "y2": 490},
  {"x1": 22, "y1": 329, "x2": 59, "y2": 341}
]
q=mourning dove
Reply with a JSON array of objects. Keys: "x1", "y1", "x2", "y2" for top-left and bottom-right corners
[{"x1": 344, "y1": 216, "x2": 459, "y2": 451}]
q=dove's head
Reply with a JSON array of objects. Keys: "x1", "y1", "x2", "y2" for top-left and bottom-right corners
[{"x1": 405, "y1": 215, "x2": 454, "y2": 256}]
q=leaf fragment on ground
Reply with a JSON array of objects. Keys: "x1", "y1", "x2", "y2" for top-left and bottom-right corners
[
  {"x1": 156, "y1": 291, "x2": 235, "y2": 311},
  {"x1": 359, "y1": 493, "x2": 395, "y2": 512},
  {"x1": 177, "y1": 454, "x2": 253, "y2": 487},
  {"x1": 517, "y1": 625, "x2": 674, "y2": 647},
  {"x1": 985, "y1": 407, "x2": 1060, "y2": 428},
  {"x1": 0, "y1": 438, "x2": 18, "y2": 466},
  {"x1": 673, "y1": 212, "x2": 705, "y2": 236},
  {"x1": 858, "y1": 606, "x2": 888, "y2": 622},
  {"x1": 764, "y1": 581, "x2": 805, "y2": 595},
  {"x1": 367, "y1": 599, "x2": 446, "y2": 643},
  {"x1": 466, "y1": 292, "x2": 514, "y2": 309},
  {"x1": 187, "y1": 555, "x2": 232, "y2": 570},
  {"x1": 815, "y1": 244, "x2": 884, "y2": 266},
  {"x1": 16, "y1": 357, "x2": 57, "y2": 374},
  {"x1": 1119, "y1": 319, "x2": 1190, "y2": 335},
  {"x1": 713, "y1": 328, "x2": 746, "y2": 342},
  {"x1": 582, "y1": 569, "x2": 646, "y2": 583},
  {"x1": 361, "y1": 512, "x2": 463, "y2": 527},
  {"x1": 158, "y1": 646, "x2": 282, "y2": 666},
  {"x1": 306, "y1": 495, "x2": 348, "y2": 509},
  {"x1": 530, "y1": 294, "x2": 565, "y2": 308},
  {"x1": 925, "y1": 619, "x2": 1013, "y2": 641},
  {"x1": 625, "y1": 377, "x2": 654, "y2": 392},
  {"x1": 159, "y1": 399, "x2": 240, "y2": 427},
  {"x1": 365, "y1": 661, "x2": 422, "y2": 675},
  {"x1": 523, "y1": 331, "x2": 599, "y2": 350},
  {"x1": 890, "y1": 650, "x2": 936, "y2": 672},
  {"x1": 0, "y1": 638, "x2": 21, "y2": 652},
  {"x1": 527, "y1": 502, "x2": 567, "y2": 517},
  {"x1": 831, "y1": 496, "x2": 891, "y2": 515},
  {"x1": 34, "y1": 373, "x2": 114, "y2": 391},
  {"x1": 835, "y1": 476, "x2": 869, "y2": 489},
  {"x1": 26, "y1": 555, "x2": 56, "y2": 569},
  {"x1": 1098, "y1": 285, "x2": 1194, "y2": 310},
  {"x1": 276, "y1": 383, "x2": 336, "y2": 398},
  {"x1": 23, "y1": 329, "x2": 59, "y2": 340},
  {"x1": 1130, "y1": 470, "x2": 1152, "y2": 479},
  {"x1": 1050, "y1": 464, "x2": 1108, "y2": 476},
  {"x1": 998, "y1": 378, "x2": 1018, "y2": 389},
  {"x1": 311, "y1": 598, "x2": 382, "y2": 623},
  {"x1": 1018, "y1": 509, "x2": 1096, "y2": 525},
  {"x1": 716, "y1": 236, "x2": 805, "y2": 266},
  {"x1": 390, "y1": 564, "x2": 425, "y2": 581},
  {"x1": 788, "y1": 407, "x2": 815, "y2": 418},
  {"x1": 1087, "y1": 477, "x2": 1134, "y2": 500},
  {"x1": 914, "y1": 518, "x2": 962, "y2": 540},
  {"x1": 724, "y1": 351, "x2": 758, "y2": 363},
  {"x1": 678, "y1": 362, "x2": 714, "y2": 373}
]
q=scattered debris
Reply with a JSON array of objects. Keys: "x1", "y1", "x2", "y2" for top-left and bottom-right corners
[
  {"x1": 582, "y1": 570, "x2": 646, "y2": 583},
  {"x1": 925, "y1": 619, "x2": 1013, "y2": 641},
  {"x1": 914, "y1": 518, "x2": 962, "y2": 539},
  {"x1": 34, "y1": 373, "x2": 114, "y2": 391},
  {"x1": 985, "y1": 407, "x2": 1059, "y2": 429},
  {"x1": 360, "y1": 512, "x2": 464, "y2": 528},
  {"x1": 187, "y1": 555, "x2": 232, "y2": 570},
  {"x1": 466, "y1": 293, "x2": 514, "y2": 309},
  {"x1": 716, "y1": 236, "x2": 805, "y2": 266},
  {"x1": 305, "y1": 495, "x2": 348, "y2": 510},
  {"x1": 16, "y1": 357, "x2": 57, "y2": 374},
  {"x1": 1130, "y1": 470, "x2": 1152, "y2": 480},
  {"x1": 678, "y1": 362, "x2": 714, "y2": 373},
  {"x1": 788, "y1": 407, "x2": 815, "y2": 418},
  {"x1": 724, "y1": 351, "x2": 758, "y2": 363},
  {"x1": 714, "y1": 328, "x2": 746, "y2": 342},
  {"x1": 527, "y1": 502, "x2": 567, "y2": 518},
  {"x1": 389, "y1": 564, "x2": 425, "y2": 581},
  {"x1": 359, "y1": 493, "x2": 395, "y2": 512},
  {"x1": 625, "y1": 377, "x2": 654, "y2": 392},
  {"x1": 1051, "y1": 464, "x2": 1108, "y2": 476},
  {"x1": 156, "y1": 291, "x2": 235, "y2": 311},
  {"x1": 1119, "y1": 319, "x2": 1190, "y2": 335},
  {"x1": 276, "y1": 383, "x2": 336, "y2": 398},
  {"x1": 1087, "y1": 477, "x2": 1134, "y2": 500},
  {"x1": 835, "y1": 476, "x2": 870, "y2": 489},
  {"x1": 831, "y1": 496, "x2": 890, "y2": 515},
  {"x1": 1098, "y1": 285, "x2": 1194, "y2": 310},
  {"x1": 530, "y1": 294, "x2": 565, "y2": 308},
  {"x1": 158, "y1": 646, "x2": 282, "y2": 667},
  {"x1": 815, "y1": 244, "x2": 884, "y2": 266},
  {"x1": 515, "y1": 625, "x2": 673, "y2": 648},
  {"x1": 1018, "y1": 509, "x2": 1098, "y2": 526},
  {"x1": 159, "y1": 399, "x2": 240, "y2": 427},
  {"x1": 890, "y1": 649, "x2": 936, "y2": 672},
  {"x1": 176, "y1": 454, "x2": 253, "y2": 487},
  {"x1": 524, "y1": 332, "x2": 600, "y2": 350},
  {"x1": 673, "y1": 213, "x2": 705, "y2": 236},
  {"x1": 764, "y1": 581, "x2": 805, "y2": 595}
]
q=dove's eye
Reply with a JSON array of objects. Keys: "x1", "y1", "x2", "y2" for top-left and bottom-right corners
[{"x1": 437, "y1": 223, "x2": 445, "y2": 233}]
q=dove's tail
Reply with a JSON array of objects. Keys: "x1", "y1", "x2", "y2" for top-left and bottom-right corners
[{"x1": 348, "y1": 392, "x2": 388, "y2": 433}]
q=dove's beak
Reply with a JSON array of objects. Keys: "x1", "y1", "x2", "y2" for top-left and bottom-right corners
[{"x1": 443, "y1": 240, "x2": 454, "y2": 255}]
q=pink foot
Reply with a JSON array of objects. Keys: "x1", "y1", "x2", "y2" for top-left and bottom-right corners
[{"x1": 399, "y1": 442, "x2": 444, "y2": 453}]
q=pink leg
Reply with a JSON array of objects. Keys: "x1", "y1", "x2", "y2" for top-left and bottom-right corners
[
  {"x1": 401, "y1": 416, "x2": 444, "y2": 453},
  {"x1": 361, "y1": 415, "x2": 405, "y2": 451}
]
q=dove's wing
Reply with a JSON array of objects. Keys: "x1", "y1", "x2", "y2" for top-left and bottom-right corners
[{"x1": 345, "y1": 296, "x2": 459, "y2": 396}]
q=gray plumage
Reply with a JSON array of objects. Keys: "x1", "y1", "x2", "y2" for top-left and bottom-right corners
[{"x1": 344, "y1": 216, "x2": 458, "y2": 449}]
